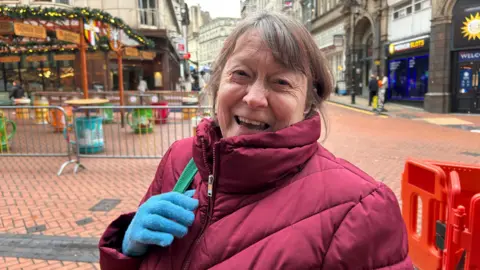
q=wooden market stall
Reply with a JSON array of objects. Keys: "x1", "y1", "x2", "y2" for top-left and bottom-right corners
[{"x1": 0, "y1": 5, "x2": 155, "y2": 106}]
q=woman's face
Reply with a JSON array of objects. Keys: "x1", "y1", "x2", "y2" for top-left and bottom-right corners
[{"x1": 216, "y1": 30, "x2": 308, "y2": 138}]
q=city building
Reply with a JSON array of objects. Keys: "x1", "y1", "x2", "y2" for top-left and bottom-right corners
[
  {"x1": 198, "y1": 17, "x2": 240, "y2": 67},
  {"x1": 386, "y1": 0, "x2": 431, "y2": 104},
  {"x1": 309, "y1": 0, "x2": 348, "y2": 94},
  {"x1": 187, "y1": 4, "x2": 212, "y2": 70},
  {"x1": 241, "y1": 0, "x2": 301, "y2": 19},
  {"x1": 428, "y1": 0, "x2": 480, "y2": 114},
  {"x1": 0, "y1": 0, "x2": 184, "y2": 92}
]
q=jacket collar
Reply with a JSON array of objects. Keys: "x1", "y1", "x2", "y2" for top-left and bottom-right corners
[{"x1": 192, "y1": 114, "x2": 320, "y2": 194}]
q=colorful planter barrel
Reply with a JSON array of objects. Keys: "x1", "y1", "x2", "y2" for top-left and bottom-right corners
[
  {"x1": 33, "y1": 97, "x2": 49, "y2": 124},
  {"x1": 14, "y1": 98, "x2": 30, "y2": 120},
  {"x1": 151, "y1": 101, "x2": 169, "y2": 124},
  {"x1": 0, "y1": 113, "x2": 16, "y2": 152},
  {"x1": 127, "y1": 108, "x2": 153, "y2": 134},
  {"x1": 48, "y1": 106, "x2": 72, "y2": 133},
  {"x1": 100, "y1": 103, "x2": 114, "y2": 124},
  {"x1": 75, "y1": 116, "x2": 104, "y2": 154}
]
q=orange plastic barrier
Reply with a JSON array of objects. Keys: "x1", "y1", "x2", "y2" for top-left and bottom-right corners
[{"x1": 401, "y1": 159, "x2": 480, "y2": 270}]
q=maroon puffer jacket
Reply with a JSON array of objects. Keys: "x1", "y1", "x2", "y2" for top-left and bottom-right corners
[{"x1": 99, "y1": 114, "x2": 412, "y2": 269}]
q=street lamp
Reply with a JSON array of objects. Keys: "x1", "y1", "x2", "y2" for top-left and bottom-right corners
[{"x1": 350, "y1": 3, "x2": 361, "y2": 105}]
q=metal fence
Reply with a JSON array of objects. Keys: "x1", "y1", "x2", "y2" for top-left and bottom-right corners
[
  {"x1": 69, "y1": 105, "x2": 212, "y2": 160},
  {"x1": 1, "y1": 104, "x2": 213, "y2": 175},
  {"x1": 0, "y1": 105, "x2": 81, "y2": 175}
]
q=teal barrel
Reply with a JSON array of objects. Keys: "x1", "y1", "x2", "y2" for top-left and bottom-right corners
[{"x1": 75, "y1": 116, "x2": 104, "y2": 154}]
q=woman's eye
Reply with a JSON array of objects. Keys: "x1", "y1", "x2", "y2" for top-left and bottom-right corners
[
  {"x1": 276, "y1": 79, "x2": 291, "y2": 87},
  {"x1": 234, "y1": 70, "x2": 249, "y2": 77}
]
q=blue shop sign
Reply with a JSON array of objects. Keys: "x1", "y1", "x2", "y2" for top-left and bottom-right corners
[{"x1": 458, "y1": 51, "x2": 480, "y2": 62}]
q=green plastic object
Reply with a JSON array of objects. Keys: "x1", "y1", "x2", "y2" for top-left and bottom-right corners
[{"x1": 172, "y1": 158, "x2": 198, "y2": 193}]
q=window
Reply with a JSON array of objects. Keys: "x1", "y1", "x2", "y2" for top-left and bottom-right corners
[
  {"x1": 414, "y1": 0, "x2": 430, "y2": 11},
  {"x1": 138, "y1": 0, "x2": 157, "y2": 27},
  {"x1": 393, "y1": 1, "x2": 412, "y2": 20}
]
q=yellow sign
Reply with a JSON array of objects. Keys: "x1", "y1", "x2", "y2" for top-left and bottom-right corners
[
  {"x1": 0, "y1": 56, "x2": 20, "y2": 63},
  {"x1": 0, "y1": 22, "x2": 13, "y2": 35},
  {"x1": 26, "y1": 55, "x2": 47, "y2": 62},
  {"x1": 141, "y1": 51, "x2": 156, "y2": 60},
  {"x1": 461, "y1": 12, "x2": 480, "y2": 40},
  {"x1": 374, "y1": 60, "x2": 381, "y2": 66},
  {"x1": 124, "y1": 47, "x2": 139, "y2": 57},
  {"x1": 54, "y1": 54, "x2": 76, "y2": 61},
  {"x1": 389, "y1": 39, "x2": 425, "y2": 55},
  {"x1": 13, "y1": 23, "x2": 46, "y2": 39},
  {"x1": 56, "y1": 29, "x2": 80, "y2": 44}
]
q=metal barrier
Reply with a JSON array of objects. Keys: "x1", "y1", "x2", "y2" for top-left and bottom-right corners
[
  {"x1": 68, "y1": 105, "x2": 212, "y2": 161},
  {"x1": 0, "y1": 105, "x2": 82, "y2": 176}
]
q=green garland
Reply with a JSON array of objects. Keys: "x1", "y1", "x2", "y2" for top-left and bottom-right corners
[{"x1": 0, "y1": 5, "x2": 155, "y2": 50}]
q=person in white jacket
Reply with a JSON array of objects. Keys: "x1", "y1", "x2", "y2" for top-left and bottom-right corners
[{"x1": 378, "y1": 73, "x2": 388, "y2": 112}]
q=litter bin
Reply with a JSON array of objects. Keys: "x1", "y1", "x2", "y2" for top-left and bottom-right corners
[
  {"x1": 0, "y1": 111, "x2": 16, "y2": 152},
  {"x1": 181, "y1": 96, "x2": 198, "y2": 121},
  {"x1": 100, "y1": 103, "x2": 114, "y2": 124},
  {"x1": 75, "y1": 116, "x2": 104, "y2": 154},
  {"x1": 14, "y1": 98, "x2": 30, "y2": 120},
  {"x1": 152, "y1": 101, "x2": 169, "y2": 124},
  {"x1": 33, "y1": 96, "x2": 49, "y2": 124},
  {"x1": 127, "y1": 108, "x2": 153, "y2": 134}
]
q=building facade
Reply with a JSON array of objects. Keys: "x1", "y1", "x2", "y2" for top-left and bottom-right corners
[
  {"x1": 427, "y1": 0, "x2": 480, "y2": 114},
  {"x1": 309, "y1": 0, "x2": 349, "y2": 93},
  {"x1": 198, "y1": 18, "x2": 240, "y2": 67},
  {"x1": 0, "y1": 0, "x2": 183, "y2": 92},
  {"x1": 386, "y1": 0, "x2": 431, "y2": 104},
  {"x1": 187, "y1": 4, "x2": 212, "y2": 70}
]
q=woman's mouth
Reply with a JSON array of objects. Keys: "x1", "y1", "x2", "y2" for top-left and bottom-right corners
[{"x1": 235, "y1": 116, "x2": 270, "y2": 131}]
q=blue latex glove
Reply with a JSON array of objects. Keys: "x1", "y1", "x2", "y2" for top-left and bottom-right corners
[{"x1": 122, "y1": 190, "x2": 198, "y2": 257}]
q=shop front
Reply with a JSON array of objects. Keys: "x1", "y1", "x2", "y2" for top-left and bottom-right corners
[
  {"x1": 386, "y1": 35, "x2": 430, "y2": 102},
  {"x1": 451, "y1": 0, "x2": 480, "y2": 113}
]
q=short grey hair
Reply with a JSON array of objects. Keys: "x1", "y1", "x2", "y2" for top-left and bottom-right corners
[{"x1": 207, "y1": 11, "x2": 333, "y2": 117}]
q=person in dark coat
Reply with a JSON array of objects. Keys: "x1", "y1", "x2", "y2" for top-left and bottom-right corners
[
  {"x1": 99, "y1": 11, "x2": 411, "y2": 270},
  {"x1": 9, "y1": 80, "x2": 25, "y2": 99},
  {"x1": 368, "y1": 73, "x2": 379, "y2": 106}
]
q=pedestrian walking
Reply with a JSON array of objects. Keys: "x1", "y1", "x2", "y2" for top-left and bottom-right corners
[
  {"x1": 378, "y1": 73, "x2": 389, "y2": 112},
  {"x1": 137, "y1": 79, "x2": 148, "y2": 93},
  {"x1": 9, "y1": 80, "x2": 25, "y2": 99},
  {"x1": 368, "y1": 73, "x2": 379, "y2": 107},
  {"x1": 99, "y1": 11, "x2": 411, "y2": 270}
]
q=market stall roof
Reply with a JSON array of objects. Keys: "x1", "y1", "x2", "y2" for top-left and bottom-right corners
[
  {"x1": 0, "y1": 5, "x2": 154, "y2": 56},
  {"x1": 0, "y1": 5, "x2": 156, "y2": 103}
]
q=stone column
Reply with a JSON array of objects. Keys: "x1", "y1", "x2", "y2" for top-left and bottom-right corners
[{"x1": 425, "y1": 16, "x2": 453, "y2": 113}]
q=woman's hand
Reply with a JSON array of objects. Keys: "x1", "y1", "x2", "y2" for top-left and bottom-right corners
[{"x1": 122, "y1": 190, "x2": 198, "y2": 257}]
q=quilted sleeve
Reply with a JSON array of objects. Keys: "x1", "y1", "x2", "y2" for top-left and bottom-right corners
[
  {"x1": 98, "y1": 145, "x2": 175, "y2": 270},
  {"x1": 322, "y1": 183, "x2": 413, "y2": 269}
]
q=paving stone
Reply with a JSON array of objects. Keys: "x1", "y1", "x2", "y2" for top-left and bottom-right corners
[
  {"x1": 75, "y1": 217, "x2": 94, "y2": 226},
  {"x1": 89, "y1": 199, "x2": 121, "y2": 212},
  {"x1": 26, "y1": 225, "x2": 46, "y2": 234}
]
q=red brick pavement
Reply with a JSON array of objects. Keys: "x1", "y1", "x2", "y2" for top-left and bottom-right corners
[
  {"x1": 1, "y1": 257, "x2": 99, "y2": 269},
  {"x1": 1, "y1": 103, "x2": 479, "y2": 269}
]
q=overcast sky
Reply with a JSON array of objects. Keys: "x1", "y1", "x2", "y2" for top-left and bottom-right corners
[{"x1": 185, "y1": 0, "x2": 241, "y2": 19}]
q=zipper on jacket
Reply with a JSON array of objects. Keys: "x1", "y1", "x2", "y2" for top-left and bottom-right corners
[{"x1": 182, "y1": 139, "x2": 217, "y2": 270}]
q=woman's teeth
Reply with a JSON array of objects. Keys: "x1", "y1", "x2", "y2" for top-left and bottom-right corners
[{"x1": 235, "y1": 116, "x2": 269, "y2": 130}]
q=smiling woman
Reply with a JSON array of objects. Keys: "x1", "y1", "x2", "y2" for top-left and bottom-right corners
[{"x1": 99, "y1": 11, "x2": 412, "y2": 270}]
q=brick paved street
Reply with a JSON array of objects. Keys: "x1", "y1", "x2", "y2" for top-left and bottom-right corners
[{"x1": 1, "y1": 102, "x2": 479, "y2": 269}]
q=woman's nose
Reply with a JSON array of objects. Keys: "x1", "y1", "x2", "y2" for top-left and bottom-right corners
[{"x1": 243, "y1": 82, "x2": 268, "y2": 108}]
